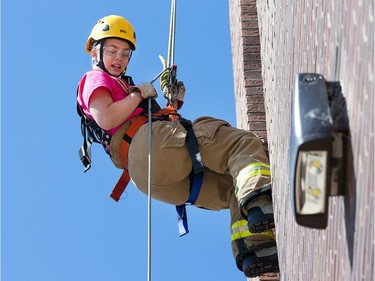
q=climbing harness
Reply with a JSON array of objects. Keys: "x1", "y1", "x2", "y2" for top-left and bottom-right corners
[{"x1": 77, "y1": 75, "x2": 203, "y2": 222}]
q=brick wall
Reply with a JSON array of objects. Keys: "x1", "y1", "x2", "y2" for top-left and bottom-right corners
[
  {"x1": 229, "y1": 0, "x2": 267, "y2": 138},
  {"x1": 229, "y1": 0, "x2": 374, "y2": 280},
  {"x1": 229, "y1": 0, "x2": 278, "y2": 280}
]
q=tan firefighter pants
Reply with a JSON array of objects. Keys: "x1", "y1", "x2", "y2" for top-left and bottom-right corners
[{"x1": 124, "y1": 116, "x2": 275, "y2": 264}]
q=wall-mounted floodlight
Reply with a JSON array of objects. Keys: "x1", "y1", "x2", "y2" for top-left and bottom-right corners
[{"x1": 290, "y1": 73, "x2": 348, "y2": 229}]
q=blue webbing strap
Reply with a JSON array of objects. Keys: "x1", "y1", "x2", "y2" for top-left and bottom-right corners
[
  {"x1": 176, "y1": 119, "x2": 204, "y2": 236},
  {"x1": 176, "y1": 171, "x2": 203, "y2": 236}
]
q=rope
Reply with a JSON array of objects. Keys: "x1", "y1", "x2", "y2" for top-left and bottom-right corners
[
  {"x1": 147, "y1": 1, "x2": 177, "y2": 280},
  {"x1": 147, "y1": 98, "x2": 152, "y2": 281},
  {"x1": 167, "y1": 0, "x2": 176, "y2": 69},
  {"x1": 160, "y1": 0, "x2": 178, "y2": 108}
]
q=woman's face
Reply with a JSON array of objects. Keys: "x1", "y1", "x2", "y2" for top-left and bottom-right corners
[{"x1": 92, "y1": 38, "x2": 132, "y2": 76}]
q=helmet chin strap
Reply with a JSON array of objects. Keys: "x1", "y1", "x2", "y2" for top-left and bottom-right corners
[{"x1": 95, "y1": 41, "x2": 112, "y2": 76}]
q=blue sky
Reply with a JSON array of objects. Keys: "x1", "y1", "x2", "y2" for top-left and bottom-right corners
[{"x1": 1, "y1": 1, "x2": 243, "y2": 280}]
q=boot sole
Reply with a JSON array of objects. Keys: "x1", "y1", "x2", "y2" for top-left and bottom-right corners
[{"x1": 243, "y1": 253, "x2": 279, "y2": 278}]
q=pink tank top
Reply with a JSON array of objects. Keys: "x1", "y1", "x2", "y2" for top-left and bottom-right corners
[{"x1": 77, "y1": 69, "x2": 143, "y2": 136}]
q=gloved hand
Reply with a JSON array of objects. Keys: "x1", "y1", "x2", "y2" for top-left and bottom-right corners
[
  {"x1": 176, "y1": 81, "x2": 185, "y2": 109},
  {"x1": 129, "y1": 82, "x2": 158, "y2": 99}
]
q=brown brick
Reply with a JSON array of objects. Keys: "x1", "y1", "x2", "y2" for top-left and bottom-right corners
[
  {"x1": 243, "y1": 53, "x2": 261, "y2": 61},
  {"x1": 240, "y1": 8, "x2": 258, "y2": 16},
  {"x1": 246, "y1": 86, "x2": 264, "y2": 95},
  {"x1": 244, "y1": 69, "x2": 262, "y2": 78},
  {"x1": 247, "y1": 112, "x2": 266, "y2": 122},
  {"x1": 248, "y1": 121, "x2": 267, "y2": 131},
  {"x1": 243, "y1": 45, "x2": 261, "y2": 53},
  {"x1": 244, "y1": 78, "x2": 263, "y2": 87},
  {"x1": 241, "y1": 14, "x2": 259, "y2": 21},
  {"x1": 246, "y1": 95, "x2": 264, "y2": 103},
  {"x1": 247, "y1": 103, "x2": 265, "y2": 113},
  {"x1": 242, "y1": 20, "x2": 259, "y2": 29},
  {"x1": 242, "y1": 28, "x2": 259, "y2": 37},
  {"x1": 243, "y1": 36, "x2": 261, "y2": 45},
  {"x1": 240, "y1": 5, "x2": 258, "y2": 15},
  {"x1": 244, "y1": 61, "x2": 262, "y2": 70}
]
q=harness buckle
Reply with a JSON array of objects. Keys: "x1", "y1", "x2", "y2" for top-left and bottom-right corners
[{"x1": 79, "y1": 146, "x2": 92, "y2": 172}]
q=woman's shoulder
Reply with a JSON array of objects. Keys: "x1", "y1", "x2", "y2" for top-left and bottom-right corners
[
  {"x1": 80, "y1": 69, "x2": 114, "y2": 87},
  {"x1": 84, "y1": 69, "x2": 111, "y2": 80}
]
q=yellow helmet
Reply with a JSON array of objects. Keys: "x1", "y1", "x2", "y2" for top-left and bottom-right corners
[{"x1": 86, "y1": 15, "x2": 136, "y2": 53}]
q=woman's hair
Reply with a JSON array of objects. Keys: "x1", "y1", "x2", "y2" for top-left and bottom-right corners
[{"x1": 90, "y1": 40, "x2": 102, "y2": 68}]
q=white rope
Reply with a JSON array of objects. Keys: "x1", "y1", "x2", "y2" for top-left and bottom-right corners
[
  {"x1": 147, "y1": 1, "x2": 176, "y2": 280},
  {"x1": 147, "y1": 97, "x2": 152, "y2": 281},
  {"x1": 167, "y1": 0, "x2": 176, "y2": 68}
]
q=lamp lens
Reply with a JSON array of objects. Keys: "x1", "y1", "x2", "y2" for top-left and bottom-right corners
[{"x1": 296, "y1": 151, "x2": 327, "y2": 215}]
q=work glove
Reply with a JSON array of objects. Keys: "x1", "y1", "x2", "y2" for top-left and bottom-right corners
[
  {"x1": 175, "y1": 81, "x2": 185, "y2": 109},
  {"x1": 129, "y1": 82, "x2": 158, "y2": 99}
]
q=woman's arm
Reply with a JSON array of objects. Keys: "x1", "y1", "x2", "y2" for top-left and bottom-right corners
[{"x1": 88, "y1": 87, "x2": 142, "y2": 130}]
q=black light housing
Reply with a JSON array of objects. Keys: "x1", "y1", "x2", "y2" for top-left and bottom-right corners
[{"x1": 289, "y1": 73, "x2": 348, "y2": 229}]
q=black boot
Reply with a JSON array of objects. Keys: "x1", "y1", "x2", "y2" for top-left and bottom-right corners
[
  {"x1": 241, "y1": 184, "x2": 275, "y2": 233},
  {"x1": 247, "y1": 195, "x2": 275, "y2": 233},
  {"x1": 242, "y1": 242, "x2": 279, "y2": 278}
]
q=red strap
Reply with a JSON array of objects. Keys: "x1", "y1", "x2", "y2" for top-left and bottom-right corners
[
  {"x1": 110, "y1": 115, "x2": 148, "y2": 202},
  {"x1": 119, "y1": 115, "x2": 148, "y2": 169},
  {"x1": 110, "y1": 170, "x2": 130, "y2": 202}
]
